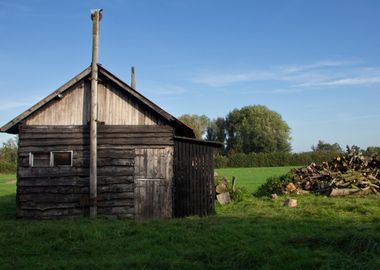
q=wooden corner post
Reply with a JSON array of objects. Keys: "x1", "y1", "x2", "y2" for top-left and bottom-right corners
[{"x1": 90, "y1": 9, "x2": 102, "y2": 218}]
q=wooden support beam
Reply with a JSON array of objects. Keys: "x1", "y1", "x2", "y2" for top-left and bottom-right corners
[{"x1": 90, "y1": 9, "x2": 102, "y2": 218}]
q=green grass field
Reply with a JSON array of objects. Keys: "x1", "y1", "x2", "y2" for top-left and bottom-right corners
[
  {"x1": 0, "y1": 170, "x2": 380, "y2": 270},
  {"x1": 216, "y1": 166, "x2": 295, "y2": 193}
]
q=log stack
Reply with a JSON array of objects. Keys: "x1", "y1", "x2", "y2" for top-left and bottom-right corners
[{"x1": 284, "y1": 147, "x2": 380, "y2": 196}]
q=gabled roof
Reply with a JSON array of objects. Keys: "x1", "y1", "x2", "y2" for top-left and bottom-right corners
[{"x1": 0, "y1": 64, "x2": 195, "y2": 138}]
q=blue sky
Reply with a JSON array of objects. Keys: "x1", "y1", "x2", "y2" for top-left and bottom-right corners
[{"x1": 0, "y1": 0, "x2": 380, "y2": 152}]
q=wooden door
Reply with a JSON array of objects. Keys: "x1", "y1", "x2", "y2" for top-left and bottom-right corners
[{"x1": 134, "y1": 147, "x2": 173, "y2": 218}]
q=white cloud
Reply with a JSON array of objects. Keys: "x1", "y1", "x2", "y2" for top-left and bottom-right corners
[
  {"x1": 296, "y1": 76, "x2": 380, "y2": 88},
  {"x1": 278, "y1": 60, "x2": 353, "y2": 73},
  {"x1": 193, "y1": 60, "x2": 380, "y2": 92}
]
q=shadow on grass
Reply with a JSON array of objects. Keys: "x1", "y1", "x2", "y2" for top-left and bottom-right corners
[
  {"x1": 0, "y1": 192, "x2": 380, "y2": 270},
  {"x1": 0, "y1": 193, "x2": 16, "y2": 220}
]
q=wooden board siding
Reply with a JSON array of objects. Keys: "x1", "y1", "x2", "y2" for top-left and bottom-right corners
[
  {"x1": 173, "y1": 139, "x2": 215, "y2": 217},
  {"x1": 25, "y1": 79, "x2": 162, "y2": 127},
  {"x1": 26, "y1": 82, "x2": 89, "y2": 126},
  {"x1": 97, "y1": 81, "x2": 162, "y2": 125},
  {"x1": 134, "y1": 147, "x2": 173, "y2": 219},
  {"x1": 17, "y1": 125, "x2": 174, "y2": 219},
  {"x1": 18, "y1": 126, "x2": 89, "y2": 218}
]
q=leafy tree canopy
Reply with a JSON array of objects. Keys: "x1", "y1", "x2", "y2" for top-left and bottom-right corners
[
  {"x1": 0, "y1": 138, "x2": 18, "y2": 164},
  {"x1": 225, "y1": 105, "x2": 291, "y2": 154},
  {"x1": 206, "y1": 117, "x2": 226, "y2": 143},
  {"x1": 178, "y1": 114, "x2": 210, "y2": 139},
  {"x1": 311, "y1": 140, "x2": 342, "y2": 153},
  {"x1": 364, "y1": 146, "x2": 380, "y2": 155}
]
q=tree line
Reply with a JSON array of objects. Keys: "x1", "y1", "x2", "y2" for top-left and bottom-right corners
[
  {"x1": 0, "y1": 104, "x2": 379, "y2": 172},
  {"x1": 179, "y1": 105, "x2": 291, "y2": 154},
  {"x1": 179, "y1": 105, "x2": 380, "y2": 168}
]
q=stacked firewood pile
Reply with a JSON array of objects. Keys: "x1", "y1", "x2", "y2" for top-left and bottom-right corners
[
  {"x1": 214, "y1": 174, "x2": 239, "y2": 204},
  {"x1": 285, "y1": 147, "x2": 380, "y2": 196}
]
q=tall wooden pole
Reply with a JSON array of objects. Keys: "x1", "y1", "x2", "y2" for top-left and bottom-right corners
[{"x1": 90, "y1": 9, "x2": 102, "y2": 218}]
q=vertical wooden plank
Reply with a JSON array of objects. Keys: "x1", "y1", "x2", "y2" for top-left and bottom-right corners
[
  {"x1": 204, "y1": 146, "x2": 208, "y2": 216},
  {"x1": 191, "y1": 143, "x2": 195, "y2": 215},
  {"x1": 192, "y1": 143, "x2": 196, "y2": 215},
  {"x1": 187, "y1": 142, "x2": 192, "y2": 216},
  {"x1": 199, "y1": 145, "x2": 204, "y2": 216},
  {"x1": 153, "y1": 180, "x2": 159, "y2": 218},
  {"x1": 183, "y1": 142, "x2": 187, "y2": 216},
  {"x1": 210, "y1": 147, "x2": 215, "y2": 214},
  {"x1": 196, "y1": 144, "x2": 200, "y2": 215}
]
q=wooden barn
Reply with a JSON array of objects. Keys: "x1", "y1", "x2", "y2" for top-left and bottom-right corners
[{"x1": 0, "y1": 10, "x2": 221, "y2": 219}]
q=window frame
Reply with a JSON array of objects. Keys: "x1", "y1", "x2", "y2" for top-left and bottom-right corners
[
  {"x1": 29, "y1": 152, "x2": 50, "y2": 167},
  {"x1": 50, "y1": 151, "x2": 74, "y2": 167}
]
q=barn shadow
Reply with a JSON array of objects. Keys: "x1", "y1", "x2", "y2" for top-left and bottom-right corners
[
  {"x1": 0, "y1": 194, "x2": 16, "y2": 220},
  {"x1": 0, "y1": 190, "x2": 379, "y2": 269}
]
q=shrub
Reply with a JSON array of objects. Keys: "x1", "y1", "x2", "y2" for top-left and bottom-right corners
[
  {"x1": 214, "y1": 154, "x2": 228, "y2": 168},
  {"x1": 0, "y1": 161, "x2": 17, "y2": 173},
  {"x1": 254, "y1": 172, "x2": 293, "y2": 197},
  {"x1": 215, "y1": 175, "x2": 249, "y2": 203}
]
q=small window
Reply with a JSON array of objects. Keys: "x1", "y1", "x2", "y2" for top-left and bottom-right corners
[
  {"x1": 29, "y1": 152, "x2": 50, "y2": 167},
  {"x1": 51, "y1": 151, "x2": 73, "y2": 166}
]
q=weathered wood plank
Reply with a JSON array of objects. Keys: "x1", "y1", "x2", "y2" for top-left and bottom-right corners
[
  {"x1": 97, "y1": 137, "x2": 173, "y2": 146},
  {"x1": 18, "y1": 186, "x2": 89, "y2": 194},
  {"x1": 18, "y1": 167, "x2": 89, "y2": 178},
  {"x1": 17, "y1": 208, "x2": 84, "y2": 218},
  {"x1": 98, "y1": 176, "x2": 134, "y2": 185},
  {"x1": 97, "y1": 206, "x2": 134, "y2": 215},
  {"x1": 18, "y1": 177, "x2": 89, "y2": 187},
  {"x1": 18, "y1": 184, "x2": 133, "y2": 194},
  {"x1": 97, "y1": 199, "x2": 134, "y2": 207},
  {"x1": 19, "y1": 192, "x2": 134, "y2": 203},
  {"x1": 97, "y1": 166, "x2": 134, "y2": 177},
  {"x1": 19, "y1": 202, "x2": 78, "y2": 210}
]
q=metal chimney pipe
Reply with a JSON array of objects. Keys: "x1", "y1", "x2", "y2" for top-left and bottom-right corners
[
  {"x1": 131, "y1": 66, "x2": 136, "y2": 89},
  {"x1": 90, "y1": 9, "x2": 102, "y2": 218}
]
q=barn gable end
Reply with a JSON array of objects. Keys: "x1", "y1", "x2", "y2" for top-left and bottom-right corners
[
  {"x1": 1, "y1": 65, "x2": 195, "y2": 138},
  {"x1": 25, "y1": 75, "x2": 163, "y2": 126}
]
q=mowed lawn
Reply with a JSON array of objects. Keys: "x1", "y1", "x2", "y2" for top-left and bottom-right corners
[
  {"x1": 0, "y1": 171, "x2": 380, "y2": 270},
  {"x1": 216, "y1": 166, "x2": 295, "y2": 193}
]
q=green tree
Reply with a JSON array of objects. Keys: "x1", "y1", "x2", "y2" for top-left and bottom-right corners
[
  {"x1": 225, "y1": 105, "x2": 291, "y2": 154},
  {"x1": 365, "y1": 146, "x2": 380, "y2": 155},
  {"x1": 206, "y1": 117, "x2": 226, "y2": 154},
  {"x1": 0, "y1": 138, "x2": 18, "y2": 173},
  {"x1": 0, "y1": 138, "x2": 18, "y2": 164},
  {"x1": 206, "y1": 117, "x2": 225, "y2": 142},
  {"x1": 178, "y1": 114, "x2": 210, "y2": 139},
  {"x1": 311, "y1": 140, "x2": 342, "y2": 153}
]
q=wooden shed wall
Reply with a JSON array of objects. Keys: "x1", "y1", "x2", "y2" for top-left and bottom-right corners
[
  {"x1": 17, "y1": 125, "x2": 174, "y2": 219},
  {"x1": 25, "y1": 78, "x2": 162, "y2": 126},
  {"x1": 173, "y1": 139, "x2": 215, "y2": 217},
  {"x1": 26, "y1": 82, "x2": 90, "y2": 126}
]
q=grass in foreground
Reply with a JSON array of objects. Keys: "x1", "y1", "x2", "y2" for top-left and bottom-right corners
[
  {"x1": 216, "y1": 166, "x2": 295, "y2": 193},
  {"x1": 0, "y1": 172, "x2": 379, "y2": 269}
]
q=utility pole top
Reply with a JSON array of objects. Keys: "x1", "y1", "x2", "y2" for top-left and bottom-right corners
[{"x1": 91, "y1": 9, "x2": 103, "y2": 21}]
